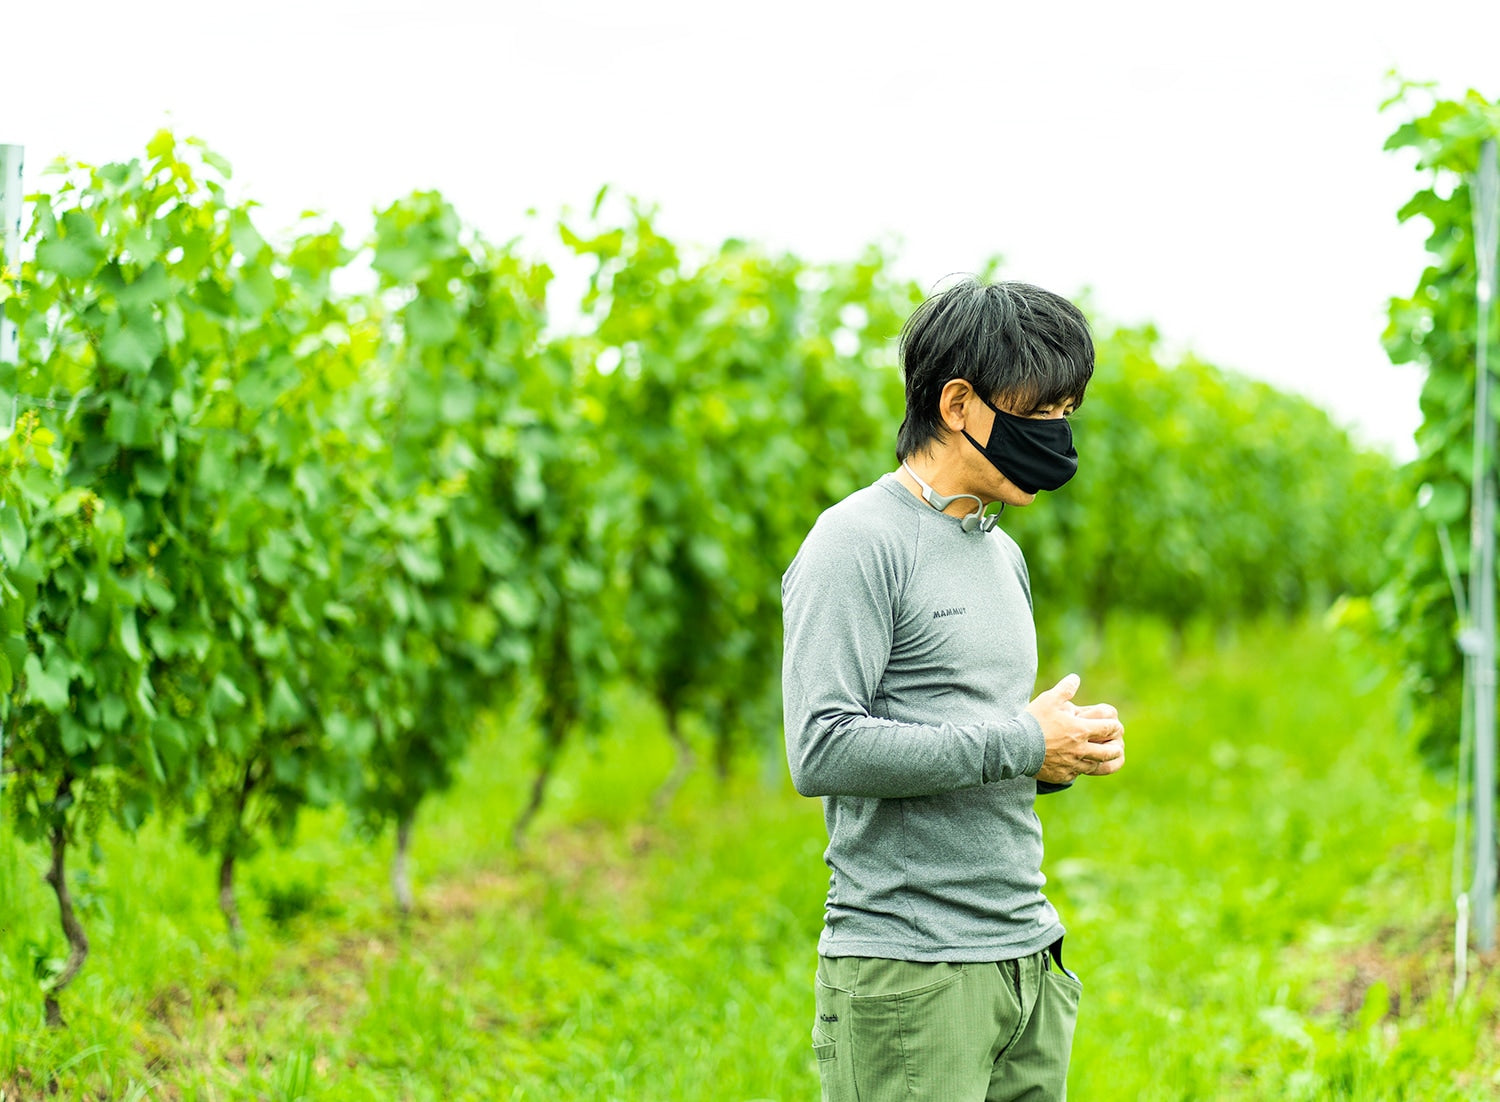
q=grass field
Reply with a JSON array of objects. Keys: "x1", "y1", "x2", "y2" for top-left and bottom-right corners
[{"x1": 2, "y1": 614, "x2": 1498, "y2": 1100}]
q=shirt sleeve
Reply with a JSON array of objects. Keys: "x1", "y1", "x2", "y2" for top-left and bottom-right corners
[
  {"x1": 780, "y1": 509, "x2": 1046, "y2": 799},
  {"x1": 1011, "y1": 540, "x2": 1071, "y2": 796}
]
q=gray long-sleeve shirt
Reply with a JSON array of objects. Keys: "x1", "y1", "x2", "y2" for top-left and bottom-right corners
[{"x1": 781, "y1": 472, "x2": 1064, "y2": 962}]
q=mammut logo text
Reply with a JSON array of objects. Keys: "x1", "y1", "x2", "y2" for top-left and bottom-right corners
[{"x1": 932, "y1": 607, "x2": 967, "y2": 620}]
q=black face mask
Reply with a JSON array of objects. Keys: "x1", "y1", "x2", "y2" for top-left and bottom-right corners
[{"x1": 960, "y1": 393, "x2": 1078, "y2": 494}]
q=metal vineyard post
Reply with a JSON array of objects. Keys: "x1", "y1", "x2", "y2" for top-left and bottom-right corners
[
  {"x1": 0, "y1": 142, "x2": 20, "y2": 797},
  {"x1": 1470, "y1": 139, "x2": 1500, "y2": 955}
]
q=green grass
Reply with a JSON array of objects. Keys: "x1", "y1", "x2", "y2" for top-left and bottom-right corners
[
  {"x1": 1, "y1": 615, "x2": 1497, "y2": 1100},
  {"x1": 1048, "y1": 617, "x2": 1499, "y2": 1100}
]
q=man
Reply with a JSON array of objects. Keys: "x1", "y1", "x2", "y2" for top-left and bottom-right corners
[{"x1": 781, "y1": 277, "x2": 1126, "y2": 1102}]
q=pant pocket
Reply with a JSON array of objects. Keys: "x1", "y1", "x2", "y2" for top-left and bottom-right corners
[
  {"x1": 994, "y1": 968, "x2": 1080, "y2": 1102},
  {"x1": 814, "y1": 973, "x2": 856, "y2": 1102},
  {"x1": 848, "y1": 957, "x2": 967, "y2": 1000},
  {"x1": 813, "y1": 1024, "x2": 838, "y2": 1061},
  {"x1": 846, "y1": 962, "x2": 983, "y2": 1101},
  {"x1": 1047, "y1": 938, "x2": 1082, "y2": 985}
]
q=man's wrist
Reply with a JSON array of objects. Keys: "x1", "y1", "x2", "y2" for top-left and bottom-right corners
[{"x1": 985, "y1": 711, "x2": 1047, "y2": 782}]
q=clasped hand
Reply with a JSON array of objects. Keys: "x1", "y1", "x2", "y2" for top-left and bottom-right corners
[{"x1": 1025, "y1": 673, "x2": 1125, "y2": 784}]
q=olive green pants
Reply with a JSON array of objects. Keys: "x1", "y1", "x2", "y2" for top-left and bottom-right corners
[{"x1": 811, "y1": 943, "x2": 1081, "y2": 1102}]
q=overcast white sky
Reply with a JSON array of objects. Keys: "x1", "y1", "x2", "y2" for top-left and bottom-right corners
[{"x1": 9, "y1": 0, "x2": 1500, "y2": 457}]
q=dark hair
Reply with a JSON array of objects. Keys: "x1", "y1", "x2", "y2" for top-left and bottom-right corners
[{"x1": 895, "y1": 277, "x2": 1094, "y2": 461}]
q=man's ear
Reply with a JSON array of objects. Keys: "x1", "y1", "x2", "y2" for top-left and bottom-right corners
[{"x1": 937, "y1": 379, "x2": 974, "y2": 434}]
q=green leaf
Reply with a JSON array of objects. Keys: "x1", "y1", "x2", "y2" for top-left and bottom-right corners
[
  {"x1": 267, "y1": 676, "x2": 305, "y2": 729},
  {"x1": 92, "y1": 508, "x2": 127, "y2": 562},
  {"x1": 35, "y1": 211, "x2": 107, "y2": 278},
  {"x1": 100, "y1": 693, "x2": 127, "y2": 731},
  {"x1": 146, "y1": 129, "x2": 176, "y2": 160},
  {"x1": 1420, "y1": 480, "x2": 1467, "y2": 525},
  {"x1": 211, "y1": 674, "x2": 247, "y2": 709},
  {"x1": 492, "y1": 583, "x2": 537, "y2": 627},
  {"x1": 118, "y1": 788, "x2": 153, "y2": 831},
  {"x1": 405, "y1": 296, "x2": 459, "y2": 346},
  {"x1": 384, "y1": 578, "x2": 411, "y2": 622},
  {"x1": 0, "y1": 504, "x2": 26, "y2": 566},
  {"x1": 67, "y1": 605, "x2": 106, "y2": 653},
  {"x1": 186, "y1": 136, "x2": 234, "y2": 179},
  {"x1": 100, "y1": 310, "x2": 165, "y2": 375},
  {"x1": 23, "y1": 652, "x2": 69, "y2": 713},
  {"x1": 256, "y1": 532, "x2": 295, "y2": 587},
  {"x1": 229, "y1": 210, "x2": 269, "y2": 258},
  {"x1": 380, "y1": 632, "x2": 403, "y2": 671},
  {"x1": 440, "y1": 381, "x2": 477, "y2": 424},
  {"x1": 143, "y1": 577, "x2": 176, "y2": 613},
  {"x1": 232, "y1": 263, "x2": 277, "y2": 316},
  {"x1": 322, "y1": 601, "x2": 356, "y2": 625},
  {"x1": 59, "y1": 715, "x2": 90, "y2": 756},
  {"x1": 116, "y1": 263, "x2": 173, "y2": 309},
  {"x1": 135, "y1": 461, "x2": 171, "y2": 497},
  {"x1": 234, "y1": 364, "x2": 283, "y2": 411},
  {"x1": 197, "y1": 441, "x2": 234, "y2": 493},
  {"x1": 396, "y1": 542, "x2": 443, "y2": 583},
  {"x1": 119, "y1": 611, "x2": 143, "y2": 662},
  {"x1": 2, "y1": 635, "x2": 26, "y2": 675},
  {"x1": 105, "y1": 399, "x2": 142, "y2": 444}
]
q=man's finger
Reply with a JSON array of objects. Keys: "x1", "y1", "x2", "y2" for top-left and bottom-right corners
[
  {"x1": 1075, "y1": 703, "x2": 1117, "y2": 720},
  {"x1": 1088, "y1": 754, "x2": 1125, "y2": 776},
  {"x1": 1049, "y1": 673, "x2": 1081, "y2": 703},
  {"x1": 1084, "y1": 738, "x2": 1124, "y2": 761},
  {"x1": 1079, "y1": 716, "x2": 1124, "y2": 742}
]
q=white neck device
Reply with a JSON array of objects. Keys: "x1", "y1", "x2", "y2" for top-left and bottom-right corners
[{"x1": 900, "y1": 461, "x2": 1001, "y2": 533}]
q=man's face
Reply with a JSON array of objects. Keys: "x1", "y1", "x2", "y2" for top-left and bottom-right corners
[{"x1": 962, "y1": 392, "x2": 1076, "y2": 508}]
